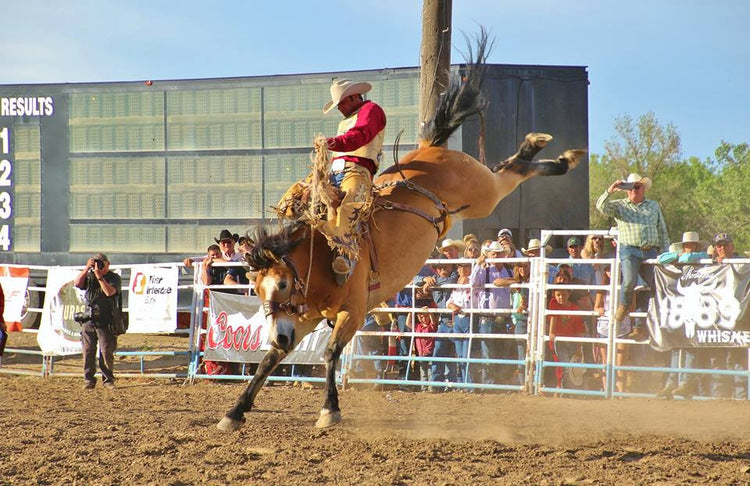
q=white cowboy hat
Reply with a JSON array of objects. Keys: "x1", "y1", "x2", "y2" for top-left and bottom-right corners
[
  {"x1": 436, "y1": 238, "x2": 466, "y2": 253},
  {"x1": 625, "y1": 173, "x2": 652, "y2": 191},
  {"x1": 673, "y1": 231, "x2": 704, "y2": 250},
  {"x1": 482, "y1": 241, "x2": 505, "y2": 256},
  {"x1": 521, "y1": 238, "x2": 552, "y2": 256},
  {"x1": 322, "y1": 79, "x2": 372, "y2": 114}
]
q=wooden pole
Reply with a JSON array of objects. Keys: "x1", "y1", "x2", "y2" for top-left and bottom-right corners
[{"x1": 418, "y1": 0, "x2": 452, "y2": 129}]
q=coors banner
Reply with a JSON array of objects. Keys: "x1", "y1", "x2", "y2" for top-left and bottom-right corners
[
  {"x1": 205, "y1": 290, "x2": 331, "y2": 364},
  {"x1": 648, "y1": 263, "x2": 750, "y2": 351}
]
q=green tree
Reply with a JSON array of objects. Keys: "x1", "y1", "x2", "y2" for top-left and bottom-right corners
[
  {"x1": 591, "y1": 112, "x2": 750, "y2": 252},
  {"x1": 589, "y1": 112, "x2": 682, "y2": 233}
]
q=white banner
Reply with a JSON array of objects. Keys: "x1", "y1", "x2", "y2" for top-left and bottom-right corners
[
  {"x1": 127, "y1": 265, "x2": 178, "y2": 333},
  {"x1": 205, "y1": 290, "x2": 331, "y2": 364},
  {"x1": 0, "y1": 266, "x2": 30, "y2": 327},
  {"x1": 37, "y1": 268, "x2": 86, "y2": 356}
]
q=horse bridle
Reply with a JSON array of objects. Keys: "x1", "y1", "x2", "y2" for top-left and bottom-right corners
[{"x1": 261, "y1": 255, "x2": 309, "y2": 318}]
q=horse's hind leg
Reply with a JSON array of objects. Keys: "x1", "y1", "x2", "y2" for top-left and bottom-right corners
[
  {"x1": 217, "y1": 347, "x2": 286, "y2": 432},
  {"x1": 315, "y1": 310, "x2": 360, "y2": 429}
]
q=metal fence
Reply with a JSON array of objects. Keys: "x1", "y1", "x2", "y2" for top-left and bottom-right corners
[{"x1": 3, "y1": 233, "x2": 749, "y2": 401}]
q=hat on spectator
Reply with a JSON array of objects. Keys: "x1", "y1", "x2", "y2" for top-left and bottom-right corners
[
  {"x1": 522, "y1": 238, "x2": 552, "y2": 256},
  {"x1": 497, "y1": 228, "x2": 513, "y2": 240},
  {"x1": 567, "y1": 236, "x2": 582, "y2": 247},
  {"x1": 483, "y1": 241, "x2": 505, "y2": 255},
  {"x1": 568, "y1": 355, "x2": 586, "y2": 387},
  {"x1": 214, "y1": 229, "x2": 239, "y2": 243},
  {"x1": 674, "y1": 231, "x2": 704, "y2": 250},
  {"x1": 625, "y1": 173, "x2": 652, "y2": 191},
  {"x1": 713, "y1": 232, "x2": 733, "y2": 245},
  {"x1": 323, "y1": 79, "x2": 372, "y2": 114},
  {"x1": 436, "y1": 238, "x2": 466, "y2": 253}
]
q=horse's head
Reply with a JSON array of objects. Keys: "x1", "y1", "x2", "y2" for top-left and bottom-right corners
[{"x1": 245, "y1": 223, "x2": 307, "y2": 353}]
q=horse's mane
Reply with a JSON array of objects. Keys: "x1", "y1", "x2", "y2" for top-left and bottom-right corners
[
  {"x1": 244, "y1": 222, "x2": 306, "y2": 270},
  {"x1": 419, "y1": 27, "x2": 492, "y2": 149}
]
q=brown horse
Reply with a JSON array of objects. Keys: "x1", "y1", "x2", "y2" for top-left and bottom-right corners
[{"x1": 217, "y1": 35, "x2": 585, "y2": 430}]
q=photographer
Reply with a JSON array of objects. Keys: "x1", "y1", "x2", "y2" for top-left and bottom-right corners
[{"x1": 74, "y1": 253, "x2": 121, "y2": 389}]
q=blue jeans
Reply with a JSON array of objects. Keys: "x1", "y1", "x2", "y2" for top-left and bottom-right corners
[
  {"x1": 475, "y1": 317, "x2": 502, "y2": 385},
  {"x1": 451, "y1": 314, "x2": 472, "y2": 383},
  {"x1": 514, "y1": 319, "x2": 528, "y2": 373},
  {"x1": 395, "y1": 313, "x2": 412, "y2": 379},
  {"x1": 666, "y1": 348, "x2": 699, "y2": 387},
  {"x1": 618, "y1": 245, "x2": 658, "y2": 324},
  {"x1": 355, "y1": 320, "x2": 385, "y2": 376},
  {"x1": 431, "y1": 320, "x2": 457, "y2": 385}
]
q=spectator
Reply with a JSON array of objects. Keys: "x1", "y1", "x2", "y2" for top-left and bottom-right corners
[
  {"x1": 497, "y1": 228, "x2": 522, "y2": 257},
  {"x1": 495, "y1": 261, "x2": 531, "y2": 385},
  {"x1": 353, "y1": 312, "x2": 388, "y2": 385},
  {"x1": 548, "y1": 288, "x2": 586, "y2": 389},
  {"x1": 709, "y1": 232, "x2": 747, "y2": 399},
  {"x1": 521, "y1": 238, "x2": 552, "y2": 258},
  {"x1": 582, "y1": 233, "x2": 615, "y2": 289},
  {"x1": 446, "y1": 261, "x2": 476, "y2": 385},
  {"x1": 318, "y1": 79, "x2": 386, "y2": 283},
  {"x1": 464, "y1": 239, "x2": 481, "y2": 260},
  {"x1": 408, "y1": 308, "x2": 438, "y2": 391},
  {"x1": 419, "y1": 256, "x2": 459, "y2": 388},
  {"x1": 0, "y1": 283, "x2": 5, "y2": 368},
  {"x1": 195, "y1": 245, "x2": 240, "y2": 376},
  {"x1": 470, "y1": 241, "x2": 513, "y2": 385},
  {"x1": 200, "y1": 244, "x2": 226, "y2": 287},
  {"x1": 73, "y1": 253, "x2": 121, "y2": 390},
  {"x1": 654, "y1": 231, "x2": 709, "y2": 399},
  {"x1": 552, "y1": 264, "x2": 593, "y2": 312},
  {"x1": 594, "y1": 265, "x2": 632, "y2": 393},
  {"x1": 214, "y1": 229, "x2": 243, "y2": 262},
  {"x1": 596, "y1": 173, "x2": 670, "y2": 342},
  {"x1": 565, "y1": 236, "x2": 596, "y2": 286},
  {"x1": 436, "y1": 238, "x2": 465, "y2": 260}
]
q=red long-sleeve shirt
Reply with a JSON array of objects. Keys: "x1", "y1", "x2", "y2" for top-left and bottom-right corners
[{"x1": 327, "y1": 100, "x2": 386, "y2": 176}]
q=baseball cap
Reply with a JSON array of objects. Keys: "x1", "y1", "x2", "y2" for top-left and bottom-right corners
[
  {"x1": 497, "y1": 228, "x2": 512, "y2": 239},
  {"x1": 713, "y1": 232, "x2": 733, "y2": 245},
  {"x1": 567, "y1": 237, "x2": 582, "y2": 247}
]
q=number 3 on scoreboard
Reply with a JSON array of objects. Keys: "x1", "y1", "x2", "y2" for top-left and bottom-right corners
[{"x1": 0, "y1": 225, "x2": 9, "y2": 251}]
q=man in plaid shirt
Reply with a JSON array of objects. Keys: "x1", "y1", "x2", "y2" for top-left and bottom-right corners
[{"x1": 596, "y1": 173, "x2": 670, "y2": 340}]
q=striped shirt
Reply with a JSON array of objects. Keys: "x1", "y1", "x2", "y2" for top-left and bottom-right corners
[{"x1": 596, "y1": 191, "x2": 670, "y2": 250}]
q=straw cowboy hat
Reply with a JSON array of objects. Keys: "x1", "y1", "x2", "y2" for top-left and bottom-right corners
[
  {"x1": 521, "y1": 238, "x2": 552, "y2": 256},
  {"x1": 673, "y1": 231, "x2": 704, "y2": 250},
  {"x1": 436, "y1": 238, "x2": 466, "y2": 253},
  {"x1": 625, "y1": 173, "x2": 652, "y2": 191},
  {"x1": 322, "y1": 79, "x2": 372, "y2": 114},
  {"x1": 482, "y1": 241, "x2": 505, "y2": 256}
]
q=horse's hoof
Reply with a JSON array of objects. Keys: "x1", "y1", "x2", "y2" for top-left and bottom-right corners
[
  {"x1": 217, "y1": 416, "x2": 244, "y2": 432},
  {"x1": 315, "y1": 409, "x2": 341, "y2": 428},
  {"x1": 561, "y1": 149, "x2": 587, "y2": 170}
]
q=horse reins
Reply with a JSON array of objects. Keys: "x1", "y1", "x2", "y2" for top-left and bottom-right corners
[{"x1": 261, "y1": 254, "x2": 309, "y2": 318}]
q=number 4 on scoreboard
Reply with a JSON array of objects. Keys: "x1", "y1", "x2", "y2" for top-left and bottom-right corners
[{"x1": 0, "y1": 225, "x2": 10, "y2": 250}]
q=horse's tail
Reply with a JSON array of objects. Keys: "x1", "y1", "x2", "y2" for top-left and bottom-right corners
[{"x1": 419, "y1": 27, "x2": 493, "y2": 149}]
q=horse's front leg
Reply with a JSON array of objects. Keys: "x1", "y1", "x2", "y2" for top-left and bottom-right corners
[
  {"x1": 315, "y1": 310, "x2": 361, "y2": 428},
  {"x1": 217, "y1": 346, "x2": 286, "y2": 432}
]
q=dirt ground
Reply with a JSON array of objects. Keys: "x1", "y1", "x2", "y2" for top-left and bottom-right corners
[{"x1": 2, "y1": 332, "x2": 750, "y2": 485}]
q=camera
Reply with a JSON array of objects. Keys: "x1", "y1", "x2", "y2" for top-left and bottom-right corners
[
  {"x1": 93, "y1": 258, "x2": 104, "y2": 270},
  {"x1": 73, "y1": 306, "x2": 99, "y2": 324},
  {"x1": 619, "y1": 181, "x2": 634, "y2": 190}
]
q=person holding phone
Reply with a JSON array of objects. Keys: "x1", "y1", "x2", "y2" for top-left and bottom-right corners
[{"x1": 596, "y1": 173, "x2": 670, "y2": 341}]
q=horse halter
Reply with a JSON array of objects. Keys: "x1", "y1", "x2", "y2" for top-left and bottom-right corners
[{"x1": 261, "y1": 255, "x2": 309, "y2": 318}]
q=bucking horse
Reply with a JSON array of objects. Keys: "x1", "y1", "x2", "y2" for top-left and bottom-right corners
[{"x1": 217, "y1": 32, "x2": 585, "y2": 430}]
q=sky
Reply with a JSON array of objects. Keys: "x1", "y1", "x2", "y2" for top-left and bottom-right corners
[{"x1": 2, "y1": 0, "x2": 748, "y2": 162}]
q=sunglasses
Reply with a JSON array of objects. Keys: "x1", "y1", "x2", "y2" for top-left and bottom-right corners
[
  {"x1": 592, "y1": 236, "x2": 603, "y2": 241},
  {"x1": 628, "y1": 183, "x2": 644, "y2": 191}
]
